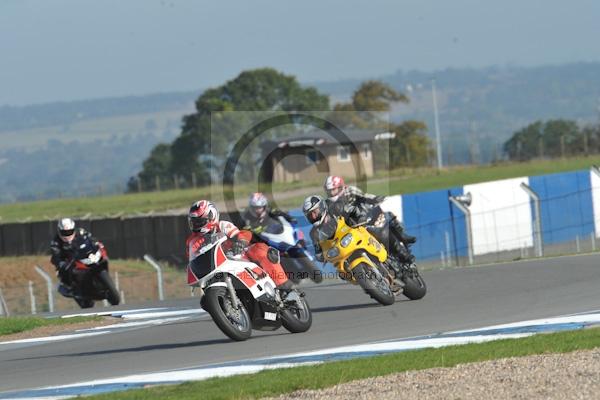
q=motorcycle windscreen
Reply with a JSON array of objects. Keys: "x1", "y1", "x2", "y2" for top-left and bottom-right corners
[
  {"x1": 189, "y1": 251, "x2": 216, "y2": 280},
  {"x1": 264, "y1": 217, "x2": 284, "y2": 235},
  {"x1": 316, "y1": 217, "x2": 338, "y2": 242}
]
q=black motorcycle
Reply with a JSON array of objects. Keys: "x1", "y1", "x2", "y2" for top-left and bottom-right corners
[{"x1": 64, "y1": 236, "x2": 120, "y2": 308}]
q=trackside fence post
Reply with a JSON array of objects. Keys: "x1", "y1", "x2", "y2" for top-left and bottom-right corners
[
  {"x1": 449, "y1": 194, "x2": 473, "y2": 265},
  {"x1": 143, "y1": 254, "x2": 164, "y2": 301},
  {"x1": 520, "y1": 183, "x2": 543, "y2": 258},
  {"x1": 0, "y1": 287, "x2": 9, "y2": 317},
  {"x1": 34, "y1": 265, "x2": 54, "y2": 313},
  {"x1": 29, "y1": 281, "x2": 37, "y2": 315}
]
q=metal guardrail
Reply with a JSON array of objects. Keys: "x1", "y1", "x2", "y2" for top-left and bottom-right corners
[{"x1": 34, "y1": 265, "x2": 54, "y2": 313}]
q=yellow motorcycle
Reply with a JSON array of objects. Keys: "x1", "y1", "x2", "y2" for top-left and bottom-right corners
[{"x1": 318, "y1": 216, "x2": 401, "y2": 305}]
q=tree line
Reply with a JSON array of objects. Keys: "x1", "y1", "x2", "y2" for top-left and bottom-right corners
[
  {"x1": 503, "y1": 119, "x2": 600, "y2": 161},
  {"x1": 128, "y1": 68, "x2": 432, "y2": 192}
]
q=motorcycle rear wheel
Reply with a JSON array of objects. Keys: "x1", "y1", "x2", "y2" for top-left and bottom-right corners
[
  {"x1": 353, "y1": 264, "x2": 395, "y2": 306},
  {"x1": 204, "y1": 286, "x2": 252, "y2": 341},
  {"x1": 402, "y1": 266, "x2": 427, "y2": 300}
]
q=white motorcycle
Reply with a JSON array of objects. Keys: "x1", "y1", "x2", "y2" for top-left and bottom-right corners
[
  {"x1": 254, "y1": 216, "x2": 323, "y2": 283},
  {"x1": 187, "y1": 233, "x2": 312, "y2": 341}
]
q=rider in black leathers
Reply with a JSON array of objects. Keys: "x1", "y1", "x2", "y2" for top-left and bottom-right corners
[
  {"x1": 50, "y1": 218, "x2": 99, "y2": 297},
  {"x1": 323, "y1": 176, "x2": 416, "y2": 262}
]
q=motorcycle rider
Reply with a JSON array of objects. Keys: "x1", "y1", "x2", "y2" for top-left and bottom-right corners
[
  {"x1": 50, "y1": 218, "x2": 100, "y2": 297},
  {"x1": 323, "y1": 175, "x2": 416, "y2": 261},
  {"x1": 242, "y1": 192, "x2": 297, "y2": 234},
  {"x1": 185, "y1": 200, "x2": 294, "y2": 296},
  {"x1": 302, "y1": 195, "x2": 331, "y2": 264}
]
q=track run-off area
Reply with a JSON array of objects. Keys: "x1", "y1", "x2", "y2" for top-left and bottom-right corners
[{"x1": 2, "y1": 253, "x2": 600, "y2": 398}]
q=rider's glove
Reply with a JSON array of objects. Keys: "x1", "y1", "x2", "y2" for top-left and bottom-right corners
[
  {"x1": 58, "y1": 261, "x2": 72, "y2": 272},
  {"x1": 315, "y1": 251, "x2": 324, "y2": 263},
  {"x1": 232, "y1": 238, "x2": 249, "y2": 256}
]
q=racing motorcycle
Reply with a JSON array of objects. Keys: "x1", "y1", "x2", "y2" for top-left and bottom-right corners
[
  {"x1": 187, "y1": 233, "x2": 312, "y2": 341},
  {"x1": 365, "y1": 206, "x2": 427, "y2": 301},
  {"x1": 254, "y1": 216, "x2": 323, "y2": 284},
  {"x1": 318, "y1": 215, "x2": 426, "y2": 306},
  {"x1": 64, "y1": 236, "x2": 120, "y2": 309}
]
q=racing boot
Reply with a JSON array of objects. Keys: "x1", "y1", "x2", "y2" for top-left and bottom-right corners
[
  {"x1": 393, "y1": 239, "x2": 415, "y2": 265},
  {"x1": 276, "y1": 280, "x2": 303, "y2": 302},
  {"x1": 390, "y1": 218, "x2": 416, "y2": 245},
  {"x1": 58, "y1": 282, "x2": 74, "y2": 298}
]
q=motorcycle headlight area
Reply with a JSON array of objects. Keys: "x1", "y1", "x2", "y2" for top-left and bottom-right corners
[
  {"x1": 340, "y1": 233, "x2": 353, "y2": 247},
  {"x1": 327, "y1": 247, "x2": 340, "y2": 258}
]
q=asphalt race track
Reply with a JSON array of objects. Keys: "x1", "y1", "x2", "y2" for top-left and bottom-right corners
[{"x1": 2, "y1": 253, "x2": 600, "y2": 393}]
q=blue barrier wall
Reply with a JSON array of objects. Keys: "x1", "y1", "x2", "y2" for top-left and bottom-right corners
[
  {"x1": 529, "y1": 170, "x2": 594, "y2": 245},
  {"x1": 403, "y1": 187, "x2": 467, "y2": 261}
]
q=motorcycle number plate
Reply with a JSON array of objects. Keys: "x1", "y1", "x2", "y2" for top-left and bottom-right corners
[{"x1": 264, "y1": 312, "x2": 277, "y2": 321}]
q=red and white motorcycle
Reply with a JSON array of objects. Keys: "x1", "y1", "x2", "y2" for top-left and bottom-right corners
[{"x1": 187, "y1": 233, "x2": 312, "y2": 341}]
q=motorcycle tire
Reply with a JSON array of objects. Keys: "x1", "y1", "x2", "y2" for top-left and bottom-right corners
[
  {"x1": 204, "y1": 286, "x2": 252, "y2": 341},
  {"x1": 98, "y1": 270, "x2": 120, "y2": 306},
  {"x1": 353, "y1": 263, "x2": 395, "y2": 306},
  {"x1": 75, "y1": 298, "x2": 95, "y2": 309},
  {"x1": 402, "y1": 266, "x2": 427, "y2": 300},
  {"x1": 280, "y1": 292, "x2": 312, "y2": 333}
]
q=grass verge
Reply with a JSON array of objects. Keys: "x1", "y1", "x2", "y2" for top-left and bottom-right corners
[
  {"x1": 84, "y1": 327, "x2": 600, "y2": 400},
  {"x1": 0, "y1": 316, "x2": 102, "y2": 336}
]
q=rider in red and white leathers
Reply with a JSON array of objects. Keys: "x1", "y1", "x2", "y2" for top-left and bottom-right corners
[{"x1": 185, "y1": 200, "x2": 292, "y2": 290}]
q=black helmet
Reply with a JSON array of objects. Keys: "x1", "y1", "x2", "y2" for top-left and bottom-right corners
[{"x1": 302, "y1": 195, "x2": 327, "y2": 226}]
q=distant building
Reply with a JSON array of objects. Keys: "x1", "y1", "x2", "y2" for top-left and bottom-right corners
[{"x1": 260, "y1": 130, "x2": 395, "y2": 183}]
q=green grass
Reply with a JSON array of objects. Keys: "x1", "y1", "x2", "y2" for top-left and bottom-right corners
[
  {"x1": 83, "y1": 327, "x2": 600, "y2": 400},
  {"x1": 2, "y1": 155, "x2": 600, "y2": 223},
  {"x1": 370, "y1": 155, "x2": 600, "y2": 195},
  {"x1": 0, "y1": 316, "x2": 102, "y2": 336}
]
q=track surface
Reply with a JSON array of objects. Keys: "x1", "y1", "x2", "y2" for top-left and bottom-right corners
[{"x1": 2, "y1": 254, "x2": 600, "y2": 392}]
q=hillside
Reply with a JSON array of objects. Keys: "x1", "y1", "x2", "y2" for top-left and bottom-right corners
[{"x1": 1, "y1": 62, "x2": 599, "y2": 202}]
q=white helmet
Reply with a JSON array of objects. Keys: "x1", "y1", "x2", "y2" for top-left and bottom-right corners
[
  {"x1": 58, "y1": 218, "x2": 76, "y2": 242},
  {"x1": 248, "y1": 192, "x2": 268, "y2": 219}
]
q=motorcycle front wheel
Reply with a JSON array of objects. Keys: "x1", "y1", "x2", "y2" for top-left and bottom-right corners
[
  {"x1": 204, "y1": 286, "x2": 252, "y2": 341},
  {"x1": 98, "y1": 270, "x2": 120, "y2": 305},
  {"x1": 280, "y1": 291, "x2": 312, "y2": 333},
  {"x1": 353, "y1": 263, "x2": 395, "y2": 306}
]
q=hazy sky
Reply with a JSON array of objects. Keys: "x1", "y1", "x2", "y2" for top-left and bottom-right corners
[{"x1": 1, "y1": 0, "x2": 599, "y2": 106}]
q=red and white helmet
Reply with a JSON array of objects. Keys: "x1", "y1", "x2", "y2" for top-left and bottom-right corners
[
  {"x1": 248, "y1": 192, "x2": 268, "y2": 219},
  {"x1": 188, "y1": 200, "x2": 219, "y2": 233},
  {"x1": 57, "y1": 218, "x2": 76, "y2": 243},
  {"x1": 324, "y1": 175, "x2": 346, "y2": 201}
]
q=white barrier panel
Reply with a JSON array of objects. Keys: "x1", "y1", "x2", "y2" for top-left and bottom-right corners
[
  {"x1": 380, "y1": 195, "x2": 403, "y2": 223},
  {"x1": 590, "y1": 169, "x2": 600, "y2": 238},
  {"x1": 464, "y1": 177, "x2": 534, "y2": 255}
]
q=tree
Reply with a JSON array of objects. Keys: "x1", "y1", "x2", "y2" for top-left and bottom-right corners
[
  {"x1": 503, "y1": 119, "x2": 582, "y2": 161},
  {"x1": 131, "y1": 68, "x2": 329, "y2": 191},
  {"x1": 331, "y1": 81, "x2": 430, "y2": 169},
  {"x1": 331, "y1": 80, "x2": 409, "y2": 128},
  {"x1": 133, "y1": 143, "x2": 174, "y2": 191}
]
